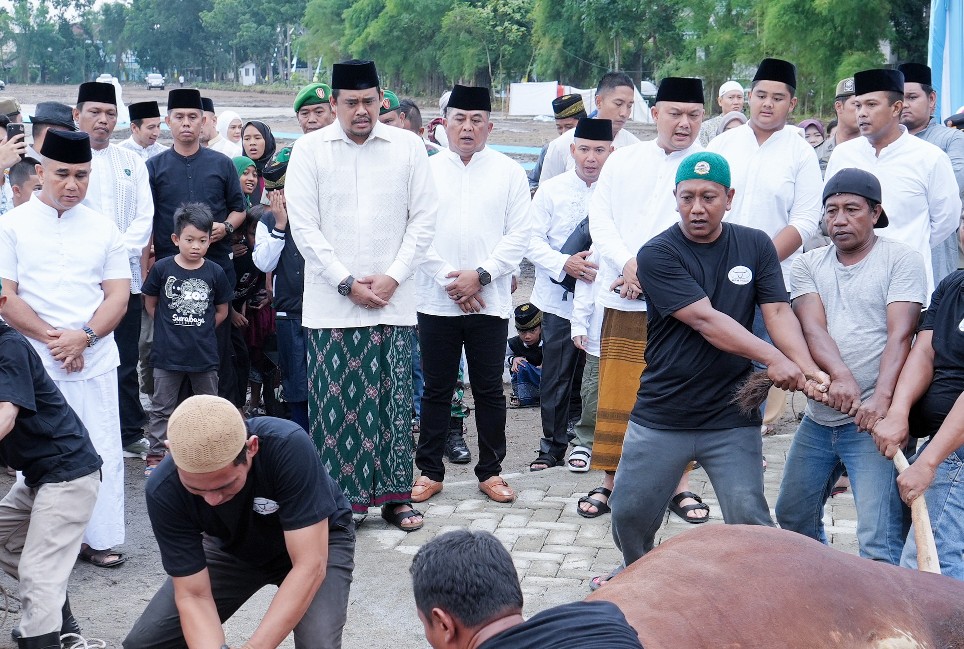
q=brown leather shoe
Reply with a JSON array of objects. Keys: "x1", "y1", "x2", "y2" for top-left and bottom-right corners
[
  {"x1": 479, "y1": 476, "x2": 516, "y2": 503},
  {"x1": 411, "y1": 476, "x2": 443, "y2": 503}
]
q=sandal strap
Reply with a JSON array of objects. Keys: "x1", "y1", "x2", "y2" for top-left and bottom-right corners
[
  {"x1": 587, "y1": 486, "x2": 612, "y2": 498},
  {"x1": 672, "y1": 490, "x2": 702, "y2": 504}
]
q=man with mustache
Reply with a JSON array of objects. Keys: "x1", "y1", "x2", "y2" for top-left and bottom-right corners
[
  {"x1": 75, "y1": 82, "x2": 156, "y2": 487},
  {"x1": 826, "y1": 68, "x2": 961, "y2": 299},
  {"x1": 285, "y1": 60, "x2": 436, "y2": 532}
]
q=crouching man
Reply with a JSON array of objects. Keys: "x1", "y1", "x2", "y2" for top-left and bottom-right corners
[
  {"x1": 0, "y1": 289, "x2": 102, "y2": 649},
  {"x1": 124, "y1": 395, "x2": 355, "y2": 649}
]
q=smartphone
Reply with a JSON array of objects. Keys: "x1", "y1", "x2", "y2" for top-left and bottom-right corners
[{"x1": 5, "y1": 122, "x2": 24, "y2": 142}]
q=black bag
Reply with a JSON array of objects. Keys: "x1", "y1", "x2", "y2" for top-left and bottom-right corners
[{"x1": 549, "y1": 216, "x2": 592, "y2": 293}]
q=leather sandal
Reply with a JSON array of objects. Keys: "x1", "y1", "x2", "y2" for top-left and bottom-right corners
[
  {"x1": 479, "y1": 476, "x2": 516, "y2": 503},
  {"x1": 411, "y1": 475, "x2": 443, "y2": 503},
  {"x1": 381, "y1": 505, "x2": 424, "y2": 532}
]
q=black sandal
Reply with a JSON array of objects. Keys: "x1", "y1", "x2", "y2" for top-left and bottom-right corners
[
  {"x1": 529, "y1": 452, "x2": 562, "y2": 471},
  {"x1": 381, "y1": 505, "x2": 424, "y2": 532},
  {"x1": 577, "y1": 487, "x2": 612, "y2": 518},
  {"x1": 78, "y1": 545, "x2": 125, "y2": 568},
  {"x1": 669, "y1": 491, "x2": 710, "y2": 524}
]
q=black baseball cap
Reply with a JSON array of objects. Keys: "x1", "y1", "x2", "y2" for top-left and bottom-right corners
[{"x1": 823, "y1": 168, "x2": 889, "y2": 228}]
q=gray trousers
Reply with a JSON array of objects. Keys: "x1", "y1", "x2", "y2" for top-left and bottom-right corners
[
  {"x1": 0, "y1": 472, "x2": 99, "y2": 636},
  {"x1": 571, "y1": 354, "x2": 599, "y2": 449},
  {"x1": 148, "y1": 369, "x2": 218, "y2": 456},
  {"x1": 611, "y1": 421, "x2": 773, "y2": 566},
  {"x1": 123, "y1": 525, "x2": 355, "y2": 649}
]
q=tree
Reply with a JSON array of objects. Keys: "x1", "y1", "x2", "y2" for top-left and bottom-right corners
[
  {"x1": 890, "y1": 0, "x2": 929, "y2": 64},
  {"x1": 98, "y1": 3, "x2": 130, "y2": 78}
]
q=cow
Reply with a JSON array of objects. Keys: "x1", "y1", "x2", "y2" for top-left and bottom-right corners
[{"x1": 589, "y1": 525, "x2": 964, "y2": 649}]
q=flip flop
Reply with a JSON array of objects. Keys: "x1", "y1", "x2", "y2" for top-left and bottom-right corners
[
  {"x1": 529, "y1": 452, "x2": 562, "y2": 471},
  {"x1": 589, "y1": 564, "x2": 624, "y2": 592},
  {"x1": 381, "y1": 505, "x2": 424, "y2": 533},
  {"x1": 669, "y1": 491, "x2": 710, "y2": 524},
  {"x1": 78, "y1": 545, "x2": 125, "y2": 568},
  {"x1": 567, "y1": 446, "x2": 592, "y2": 473},
  {"x1": 577, "y1": 487, "x2": 612, "y2": 518}
]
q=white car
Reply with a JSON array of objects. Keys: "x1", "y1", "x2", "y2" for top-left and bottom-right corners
[
  {"x1": 146, "y1": 73, "x2": 164, "y2": 90},
  {"x1": 96, "y1": 73, "x2": 114, "y2": 83}
]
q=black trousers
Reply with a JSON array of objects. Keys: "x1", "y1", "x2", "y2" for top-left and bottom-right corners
[
  {"x1": 115, "y1": 293, "x2": 146, "y2": 446},
  {"x1": 538, "y1": 312, "x2": 584, "y2": 458},
  {"x1": 415, "y1": 313, "x2": 508, "y2": 482}
]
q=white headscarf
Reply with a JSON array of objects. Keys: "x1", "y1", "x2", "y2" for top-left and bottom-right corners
[{"x1": 217, "y1": 110, "x2": 242, "y2": 143}]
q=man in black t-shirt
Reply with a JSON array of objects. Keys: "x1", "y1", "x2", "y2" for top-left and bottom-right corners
[
  {"x1": 412, "y1": 530, "x2": 643, "y2": 649},
  {"x1": 123, "y1": 395, "x2": 355, "y2": 649},
  {"x1": 610, "y1": 152, "x2": 830, "y2": 569},
  {"x1": 0, "y1": 302, "x2": 102, "y2": 648}
]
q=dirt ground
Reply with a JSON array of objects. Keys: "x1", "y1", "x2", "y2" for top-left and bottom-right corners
[{"x1": 0, "y1": 84, "x2": 670, "y2": 647}]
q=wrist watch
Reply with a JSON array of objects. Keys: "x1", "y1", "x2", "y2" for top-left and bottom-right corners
[
  {"x1": 223, "y1": 221, "x2": 235, "y2": 236},
  {"x1": 82, "y1": 325, "x2": 99, "y2": 348},
  {"x1": 476, "y1": 267, "x2": 492, "y2": 286},
  {"x1": 337, "y1": 275, "x2": 355, "y2": 297}
]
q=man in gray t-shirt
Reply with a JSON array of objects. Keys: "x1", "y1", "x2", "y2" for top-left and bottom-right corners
[{"x1": 775, "y1": 168, "x2": 926, "y2": 564}]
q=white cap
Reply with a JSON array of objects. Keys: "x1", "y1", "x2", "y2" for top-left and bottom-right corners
[
  {"x1": 439, "y1": 91, "x2": 452, "y2": 113},
  {"x1": 718, "y1": 81, "x2": 744, "y2": 97}
]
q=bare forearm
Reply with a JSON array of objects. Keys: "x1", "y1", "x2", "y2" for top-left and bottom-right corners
[
  {"x1": 175, "y1": 593, "x2": 225, "y2": 649},
  {"x1": 87, "y1": 291, "x2": 129, "y2": 337},
  {"x1": 872, "y1": 336, "x2": 913, "y2": 402},
  {"x1": 691, "y1": 310, "x2": 785, "y2": 366},
  {"x1": 798, "y1": 322, "x2": 852, "y2": 381},
  {"x1": 888, "y1": 340, "x2": 935, "y2": 416},
  {"x1": 765, "y1": 311, "x2": 821, "y2": 376},
  {"x1": 1, "y1": 294, "x2": 55, "y2": 343},
  {"x1": 249, "y1": 564, "x2": 326, "y2": 649},
  {"x1": 226, "y1": 210, "x2": 246, "y2": 229},
  {"x1": 772, "y1": 225, "x2": 803, "y2": 261}
]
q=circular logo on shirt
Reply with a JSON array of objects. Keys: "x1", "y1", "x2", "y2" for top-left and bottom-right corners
[{"x1": 728, "y1": 266, "x2": 753, "y2": 286}]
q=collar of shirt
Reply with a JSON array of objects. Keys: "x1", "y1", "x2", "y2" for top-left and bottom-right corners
[{"x1": 322, "y1": 119, "x2": 395, "y2": 146}]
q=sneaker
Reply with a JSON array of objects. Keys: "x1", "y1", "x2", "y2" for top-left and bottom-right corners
[
  {"x1": 122, "y1": 438, "x2": 149, "y2": 459},
  {"x1": 444, "y1": 432, "x2": 471, "y2": 464}
]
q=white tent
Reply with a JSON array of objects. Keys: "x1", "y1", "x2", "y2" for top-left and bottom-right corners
[
  {"x1": 929, "y1": 0, "x2": 964, "y2": 120},
  {"x1": 508, "y1": 81, "x2": 653, "y2": 123}
]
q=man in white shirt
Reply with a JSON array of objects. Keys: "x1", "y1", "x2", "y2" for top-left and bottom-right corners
[
  {"x1": 410, "y1": 85, "x2": 530, "y2": 506},
  {"x1": 0, "y1": 130, "x2": 132, "y2": 569},
  {"x1": 74, "y1": 81, "x2": 155, "y2": 474},
  {"x1": 202, "y1": 97, "x2": 241, "y2": 158},
  {"x1": 527, "y1": 118, "x2": 613, "y2": 471},
  {"x1": 579, "y1": 78, "x2": 707, "y2": 526},
  {"x1": 708, "y1": 58, "x2": 823, "y2": 294},
  {"x1": 826, "y1": 68, "x2": 961, "y2": 298},
  {"x1": 698, "y1": 80, "x2": 745, "y2": 146},
  {"x1": 118, "y1": 101, "x2": 168, "y2": 160},
  {"x1": 539, "y1": 72, "x2": 640, "y2": 183},
  {"x1": 286, "y1": 59, "x2": 436, "y2": 533},
  {"x1": 898, "y1": 62, "x2": 964, "y2": 284}
]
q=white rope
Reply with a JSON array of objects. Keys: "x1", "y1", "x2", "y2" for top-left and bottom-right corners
[{"x1": 60, "y1": 633, "x2": 107, "y2": 649}]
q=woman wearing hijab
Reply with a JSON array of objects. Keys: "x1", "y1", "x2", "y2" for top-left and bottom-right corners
[
  {"x1": 241, "y1": 120, "x2": 277, "y2": 204},
  {"x1": 233, "y1": 156, "x2": 257, "y2": 210},
  {"x1": 717, "y1": 110, "x2": 748, "y2": 135},
  {"x1": 218, "y1": 110, "x2": 243, "y2": 147}
]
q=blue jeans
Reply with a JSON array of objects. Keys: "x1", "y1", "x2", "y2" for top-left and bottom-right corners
[
  {"x1": 776, "y1": 415, "x2": 907, "y2": 564},
  {"x1": 275, "y1": 317, "x2": 308, "y2": 403},
  {"x1": 901, "y1": 441, "x2": 964, "y2": 580}
]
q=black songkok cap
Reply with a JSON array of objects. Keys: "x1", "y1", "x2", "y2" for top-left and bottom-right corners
[
  {"x1": 447, "y1": 85, "x2": 492, "y2": 112},
  {"x1": 573, "y1": 117, "x2": 613, "y2": 141},
  {"x1": 128, "y1": 101, "x2": 160, "y2": 121},
  {"x1": 40, "y1": 129, "x2": 92, "y2": 164},
  {"x1": 77, "y1": 81, "x2": 116, "y2": 106},
  {"x1": 654, "y1": 77, "x2": 705, "y2": 104},
  {"x1": 552, "y1": 93, "x2": 585, "y2": 119},
  {"x1": 897, "y1": 63, "x2": 931, "y2": 87},
  {"x1": 753, "y1": 58, "x2": 797, "y2": 89},
  {"x1": 201, "y1": 97, "x2": 215, "y2": 113},
  {"x1": 514, "y1": 303, "x2": 542, "y2": 331},
  {"x1": 167, "y1": 89, "x2": 203, "y2": 111},
  {"x1": 331, "y1": 60, "x2": 379, "y2": 91},
  {"x1": 854, "y1": 69, "x2": 905, "y2": 96}
]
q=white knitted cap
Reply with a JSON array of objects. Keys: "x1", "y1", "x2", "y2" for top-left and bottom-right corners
[
  {"x1": 718, "y1": 81, "x2": 744, "y2": 97},
  {"x1": 168, "y1": 395, "x2": 247, "y2": 474}
]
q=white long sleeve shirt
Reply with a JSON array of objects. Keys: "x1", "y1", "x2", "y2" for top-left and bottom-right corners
[
  {"x1": 118, "y1": 137, "x2": 168, "y2": 161},
  {"x1": 707, "y1": 123, "x2": 823, "y2": 290},
  {"x1": 0, "y1": 194, "x2": 130, "y2": 381},
  {"x1": 826, "y1": 127, "x2": 962, "y2": 298},
  {"x1": 570, "y1": 247, "x2": 604, "y2": 357},
  {"x1": 527, "y1": 170, "x2": 596, "y2": 319},
  {"x1": 588, "y1": 138, "x2": 703, "y2": 313},
  {"x1": 417, "y1": 147, "x2": 531, "y2": 319},
  {"x1": 285, "y1": 120, "x2": 437, "y2": 329},
  {"x1": 83, "y1": 144, "x2": 154, "y2": 293},
  {"x1": 539, "y1": 128, "x2": 639, "y2": 184}
]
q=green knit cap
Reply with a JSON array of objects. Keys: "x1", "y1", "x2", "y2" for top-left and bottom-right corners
[
  {"x1": 233, "y1": 156, "x2": 256, "y2": 177},
  {"x1": 380, "y1": 90, "x2": 400, "y2": 115},
  {"x1": 675, "y1": 151, "x2": 731, "y2": 189},
  {"x1": 293, "y1": 83, "x2": 332, "y2": 113}
]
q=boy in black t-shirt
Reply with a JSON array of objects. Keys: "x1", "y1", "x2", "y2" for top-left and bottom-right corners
[
  {"x1": 123, "y1": 395, "x2": 354, "y2": 649},
  {"x1": 141, "y1": 203, "x2": 231, "y2": 476},
  {"x1": 506, "y1": 303, "x2": 544, "y2": 407},
  {"x1": 0, "y1": 289, "x2": 103, "y2": 648},
  {"x1": 608, "y1": 152, "x2": 830, "y2": 571}
]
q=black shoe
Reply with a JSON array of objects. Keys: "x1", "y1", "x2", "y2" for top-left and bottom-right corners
[
  {"x1": 16, "y1": 631, "x2": 60, "y2": 649},
  {"x1": 445, "y1": 432, "x2": 472, "y2": 464},
  {"x1": 12, "y1": 596, "x2": 79, "y2": 643}
]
